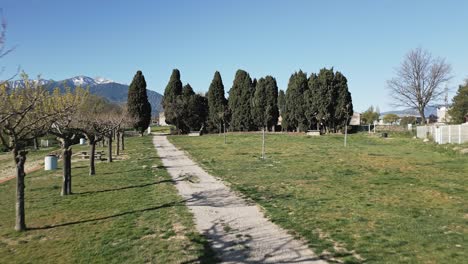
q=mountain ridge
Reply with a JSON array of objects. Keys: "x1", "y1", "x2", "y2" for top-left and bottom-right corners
[{"x1": 8, "y1": 76, "x2": 163, "y2": 116}]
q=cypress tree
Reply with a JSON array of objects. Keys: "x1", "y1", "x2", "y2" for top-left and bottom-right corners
[
  {"x1": 163, "y1": 69, "x2": 183, "y2": 102},
  {"x1": 162, "y1": 69, "x2": 183, "y2": 132},
  {"x1": 252, "y1": 76, "x2": 279, "y2": 130},
  {"x1": 333, "y1": 72, "x2": 353, "y2": 132},
  {"x1": 314, "y1": 68, "x2": 336, "y2": 133},
  {"x1": 207, "y1": 71, "x2": 228, "y2": 133},
  {"x1": 278, "y1": 90, "x2": 286, "y2": 114},
  {"x1": 304, "y1": 73, "x2": 320, "y2": 130},
  {"x1": 448, "y1": 81, "x2": 468, "y2": 124},
  {"x1": 284, "y1": 70, "x2": 308, "y2": 132},
  {"x1": 181, "y1": 83, "x2": 208, "y2": 132},
  {"x1": 127, "y1": 70, "x2": 152, "y2": 136},
  {"x1": 228, "y1": 69, "x2": 254, "y2": 131},
  {"x1": 278, "y1": 90, "x2": 286, "y2": 130}
]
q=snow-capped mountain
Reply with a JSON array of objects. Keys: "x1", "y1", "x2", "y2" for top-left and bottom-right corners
[
  {"x1": 94, "y1": 76, "x2": 114, "y2": 84},
  {"x1": 69, "y1": 76, "x2": 114, "y2": 86},
  {"x1": 8, "y1": 76, "x2": 163, "y2": 115}
]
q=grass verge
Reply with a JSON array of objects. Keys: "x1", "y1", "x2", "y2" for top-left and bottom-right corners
[
  {"x1": 0, "y1": 136, "x2": 217, "y2": 263},
  {"x1": 169, "y1": 132, "x2": 467, "y2": 264}
]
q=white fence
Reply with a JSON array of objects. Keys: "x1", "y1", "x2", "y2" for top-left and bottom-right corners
[{"x1": 416, "y1": 124, "x2": 468, "y2": 144}]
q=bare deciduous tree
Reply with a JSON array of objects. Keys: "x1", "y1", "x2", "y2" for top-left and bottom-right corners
[
  {"x1": 0, "y1": 74, "x2": 54, "y2": 231},
  {"x1": 387, "y1": 48, "x2": 452, "y2": 124},
  {"x1": 76, "y1": 95, "x2": 109, "y2": 175},
  {"x1": 48, "y1": 87, "x2": 88, "y2": 195}
]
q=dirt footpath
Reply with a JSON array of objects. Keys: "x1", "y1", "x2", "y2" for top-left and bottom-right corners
[{"x1": 153, "y1": 135, "x2": 326, "y2": 263}]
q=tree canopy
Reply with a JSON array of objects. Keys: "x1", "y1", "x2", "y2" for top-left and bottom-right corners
[
  {"x1": 127, "y1": 70, "x2": 151, "y2": 135},
  {"x1": 361, "y1": 106, "x2": 380, "y2": 125},
  {"x1": 207, "y1": 71, "x2": 228, "y2": 132},
  {"x1": 252, "y1": 76, "x2": 279, "y2": 130},
  {"x1": 448, "y1": 81, "x2": 468, "y2": 124},
  {"x1": 228, "y1": 70, "x2": 254, "y2": 131},
  {"x1": 387, "y1": 48, "x2": 452, "y2": 124}
]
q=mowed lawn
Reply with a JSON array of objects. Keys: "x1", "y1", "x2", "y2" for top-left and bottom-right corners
[
  {"x1": 0, "y1": 136, "x2": 216, "y2": 263},
  {"x1": 170, "y1": 133, "x2": 468, "y2": 264}
]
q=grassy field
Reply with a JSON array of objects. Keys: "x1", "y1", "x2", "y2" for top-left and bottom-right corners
[
  {"x1": 150, "y1": 125, "x2": 173, "y2": 134},
  {"x1": 0, "y1": 146, "x2": 61, "y2": 182},
  {"x1": 0, "y1": 136, "x2": 216, "y2": 263},
  {"x1": 170, "y1": 132, "x2": 468, "y2": 264}
]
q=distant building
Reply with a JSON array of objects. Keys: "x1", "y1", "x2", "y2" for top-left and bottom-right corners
[
  {"x1": 159, "y1": 112, "x2": 167, "y2": 126},
  {"x1": 349, "y1": 112, "x2": 361, "y2": 125},
  {"x1": 437, "y1": 106, "x2": 451, "y2": 123}
]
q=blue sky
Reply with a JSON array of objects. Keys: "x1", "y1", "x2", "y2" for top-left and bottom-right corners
[{"x1": 1, "y1": 0, "x2": 467, "y2": 112}]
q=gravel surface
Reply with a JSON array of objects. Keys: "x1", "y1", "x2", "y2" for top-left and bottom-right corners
[{"x1": 153, "y1": 135, "x2": 326, "y2": 263}]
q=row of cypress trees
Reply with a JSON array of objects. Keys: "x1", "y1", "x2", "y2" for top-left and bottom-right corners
[
  {"x1": 283, "y1": 68, "x2": 353, "y2": 133},
  {"x1": 162, "y1": 68, "x2": 353, "y2": 134}
]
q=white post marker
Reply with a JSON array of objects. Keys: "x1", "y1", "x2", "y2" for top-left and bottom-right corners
[
  {"x1": 45, "y1": 155, "x2": 58, "y2": 170},
  {"x1": 147, "y1": 126, "x2": 151, "y2": 134}
]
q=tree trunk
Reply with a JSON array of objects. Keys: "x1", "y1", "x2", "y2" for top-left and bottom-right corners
[
  {"x1": 116, "y1": 131, "x2": 120, "y2": 156},
  {"x1": 33, "y1": 137, "x2": 39, "y2": 150},
  {"x1": 121, "y1": 132, "x2": 125, "y2": 151},
  {"x1": 107, "y1": 134, "x2": 113, "y2": 163},
  {"x1": 14, "y1": 149, "x2": 27, "y2": 231},
  {"x1": 419, "y1": 108, "x2": 427, "y2": 125},
  {"x1": 89, "y1": 140, "x2": 96, "y2": 176},
  {"x1": 67, "y1": 147, "x2": 72, "y2": 194},
  {"x1": 61, "y1": 140, "x2": 73, "y2": 196}
]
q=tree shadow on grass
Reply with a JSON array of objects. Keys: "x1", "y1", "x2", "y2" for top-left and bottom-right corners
[
  {"x1": 74, "y1": 176, "x2": 191, "y2": 195},
  {"x1": 28, "y1": 199, "x2": 191, "y2": 231},
  {"x1": 75, "y1": 179, "x2": 175, "y2": 195}
]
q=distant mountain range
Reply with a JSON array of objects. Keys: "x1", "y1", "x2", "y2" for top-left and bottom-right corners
[
  {"x1": 9, "y1": 76, "x2": 163, "y2": 116},
  {"x1": 380, "y1": 105, "x2": 442, "y2": 117}
]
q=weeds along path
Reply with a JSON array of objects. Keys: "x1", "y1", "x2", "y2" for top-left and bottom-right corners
[{"x1": 153, "y1": 135, "x2": 326, "y2": 264}]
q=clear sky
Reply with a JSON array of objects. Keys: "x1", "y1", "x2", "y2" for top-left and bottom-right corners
[{"x1": 1, "y1": 0, "x2": 467, "y2": 112}]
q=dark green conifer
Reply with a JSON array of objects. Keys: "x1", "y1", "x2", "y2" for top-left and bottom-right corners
[
  {"x1": 284, "y1": 70, "x2": 308, "y2": 132},
  {"x1": 252, "y1": 76, "x2": 279, "y2": 130},
  {"x1": 228, "y1": 70, "x2": 254, "y2": 131},
  {"x1": 162, "y1": 69, "x2": 183, "y2": 132},
  {"x1": 127, "y1": 70, "x2": 152, "y2": 136},
  {"x1": 207, "y1": 71, "x2": 228, "y2": 132}
]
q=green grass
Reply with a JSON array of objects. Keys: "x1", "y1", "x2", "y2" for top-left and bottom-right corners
[
  {"x1": 0, "y1": 146, "x2": 60, "y2": 177},
  {"x1": 169, "y1": 132, "x2": 468, "y2": 264},
  {"x1": 150, "y1": 125, "x2": 173, "y2": 134},
  {"x1": 0, "y1": 136, "x2": 217, "y2": 263}
]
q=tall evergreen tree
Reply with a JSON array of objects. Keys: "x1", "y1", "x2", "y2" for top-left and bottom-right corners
[
  {"x1": 304, "y1": 73, "x2": 320, "y2": 130},
  {"x1": 162, "y1": 69, "x2": 183, "y2": 132},
  {"x1": 333, "y1": 71, "x2": 353, "y2": 132},
  {"x1": 278, "y1": 90, "x2": 286, "y2": 114},
  {"x1": 207, "y1": 71, "x2": 228, "y2": 132},
  {"x1": 180, "y1": 84, "x2": 208, "y2": 132},
  {"x1": 228, "y1": 69, "x2": 254, "y2": 131},
  {"x1": 284, "y1": 71, "x2": 308, "y2": 132},
  {"x1": 448, "y1": 81, "x2": 468, "y2": 124},
  {"x1": 252, "y1": 76, "x2": 279, "y2": 130},
  {"x1": 127, "y1": 70, "x2": 152, "y2": 136},
  {"x1": 314, "y1": 68, "x2": 336, "y2": 133},
  {"x1": 278, "y1": 90, "x2": 286, "y2": 130}
]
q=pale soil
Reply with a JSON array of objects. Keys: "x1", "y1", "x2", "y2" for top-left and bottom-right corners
[{"x1": 153, "y1": 135, "x2": 326, "y2": 263}]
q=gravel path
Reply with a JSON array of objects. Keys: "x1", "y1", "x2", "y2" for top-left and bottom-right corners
[{"x1": 153, "y1": 135, "x2": 326, "y2": 263}]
